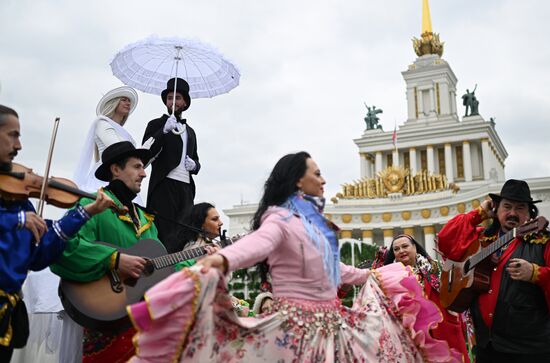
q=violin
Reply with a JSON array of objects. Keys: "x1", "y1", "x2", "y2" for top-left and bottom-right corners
[{"x1": 0, "y1": 163, "x2": 127, "y2": 215}]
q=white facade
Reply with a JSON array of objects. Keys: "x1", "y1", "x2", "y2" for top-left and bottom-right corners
[{"x1": 224, "y1": 29, "x2": 550, "y2": 260}]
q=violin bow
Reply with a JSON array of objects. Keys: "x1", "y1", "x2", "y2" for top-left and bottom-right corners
[{"x1": 37, "y1": 117, "x2": 61, "y2": 217}]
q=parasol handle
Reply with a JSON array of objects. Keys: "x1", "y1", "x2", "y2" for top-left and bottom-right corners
[{"x1": 171, "y1": 46, "x2": 185, "y2": 135}]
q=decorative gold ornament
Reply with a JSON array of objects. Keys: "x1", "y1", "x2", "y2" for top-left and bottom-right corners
[
  {"x1": 472, "y1": 199, "x2": 480, "y2": 208},
  {"x1": 325, "y1": 213, "x2": 332, "y2": 221},
  {"x1": 403, "y1": 227, "x2": 415, "y2": 236},
  {"x1": 341, "y1": 214, "x2": 352, "y2": 223},
  {"x1": 421, "y1": 209, "x2": 431, "y2": 219},
  {"x1": 380, "y1": 166, "x2": 406, "y2": 193},
  {"x1": 382, "y1": 213, "x2": 393, "y2": 222},
  {"x1": 361, "y1": 214, "x2": 372, "y2": 223},
  {"x1": 340, "y1": 230, "x2": 352, "y2": 238},
  {"x1": 440, "y1": 206, "x2": 449, "y2": 216},
  {"x1": 457, "y1": 203, "x2": 466, "y2": 213},
  {"x1": 383, "y1": 229, "x2": 394, "y2": 238},
  {"x1": 362, "y1": 230, "x2": 373, "y2": 239},
  {"x1": 401, "y1": 211, "x2": 412, "y2": 220},
  {"x1": 423, "y1": 225, "x2": 435, "y2": 234},
  {"x1": 334, "y1": 166, "x2": 455, "y2": 201}
]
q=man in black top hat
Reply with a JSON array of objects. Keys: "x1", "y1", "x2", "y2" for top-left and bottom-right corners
[
  {"x1": 142, "y1": 77, "x2": 200, "y2": 253},
  {"x1": 438, "y1": 179, "x2": 550, "y2": 362}
]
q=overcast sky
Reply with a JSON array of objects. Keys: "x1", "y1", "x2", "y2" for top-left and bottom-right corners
[{"x1": 1, "y1": 0, "x2": 549, "y2": 226}]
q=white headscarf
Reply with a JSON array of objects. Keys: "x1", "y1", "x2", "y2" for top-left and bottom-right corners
[{"x1": 73, "y1": 116, "x2": 136, "y2": 192}]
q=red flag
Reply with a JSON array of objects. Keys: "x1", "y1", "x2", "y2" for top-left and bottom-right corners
[{"x1": 392, "y1": 124, "x2": 397, "y2": 150}]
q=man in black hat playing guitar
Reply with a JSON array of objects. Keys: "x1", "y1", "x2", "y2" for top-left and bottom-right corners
[
  {"x1": 142, "y1": 77, "x2": 200, "y2": 253},
  {"x1": 51, "y1": 141, "x2": 159, "y2": 362},
  {"x1": 438, "y1": 179, "x2": 550, "y2": 362}
]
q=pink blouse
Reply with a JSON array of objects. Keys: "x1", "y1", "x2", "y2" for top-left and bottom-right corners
[{"x1": 219, "y1": 207, "x2": 368, "y2": 301}]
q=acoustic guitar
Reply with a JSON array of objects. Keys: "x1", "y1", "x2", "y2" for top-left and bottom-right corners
[
  {"x1": 59, "y1": 236, "x2": 238, "y2": 331},
  {"x1": 439, "y1": 216, "x2": 548, "y2": 312}
]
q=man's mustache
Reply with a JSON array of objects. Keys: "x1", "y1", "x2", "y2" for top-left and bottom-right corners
[
  {"x1": 506, "y1": 216, "x2": 520, "y2": 223},
  {"x1": 9, "y1": 150, "x2": 18, "y2": 158}
]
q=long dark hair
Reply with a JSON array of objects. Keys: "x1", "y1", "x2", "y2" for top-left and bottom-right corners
[
  {"x1": 252, "y1": 151, "x2": 311, "y2": 291},
  {"x1": 169, "y1": 202, "x2": 215, "y2": 250},
  {"x1": 383, "y1": 234, "x2": 430, "y2": 266},
  {"x1": 484, "y1": 201, "x2": 539, "y2": 236},
  {"x1": 251, "y1": 151, "x2": 311, "y2": 230}
]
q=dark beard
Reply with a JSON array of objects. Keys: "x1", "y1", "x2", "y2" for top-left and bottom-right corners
[
  {"x1": 166, "y1": 106, "x2": 184, "y2": 119},
  {"x1": 0, "y1": 162, "x2": 12, "y2": 172}
]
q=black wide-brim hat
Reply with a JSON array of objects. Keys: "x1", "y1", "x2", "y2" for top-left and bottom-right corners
[
  {"x1": 161, "y1": 77, "x2": 191, "y2": 111},
  {"x1": 489, "y1": 179, "x2": 542, "y2": 204},
  {"x1": 95, "y1": 141, "x2": 151, "y2": 182}
]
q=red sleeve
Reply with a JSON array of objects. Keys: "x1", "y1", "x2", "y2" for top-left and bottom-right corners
[
  {"x1": 533, "y1": 242, "x2": 550, "y2": 311},
  {"x1": 437, "y1": 208, "x2": 487, "y2": 260}
]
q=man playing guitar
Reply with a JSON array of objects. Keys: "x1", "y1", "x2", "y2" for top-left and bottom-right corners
[
  {"x1": 438, "y1": 179, "x2": 550, "y2": 362},
  {"x1": 51, "y1": 141, "x2": 157, "y2": 363}
]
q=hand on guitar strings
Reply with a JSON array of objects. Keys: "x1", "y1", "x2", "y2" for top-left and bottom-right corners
[
  {"x1": 506, "y1": 258, "x2": 534, "y2": 282},
  {"x1": 118, "y1": 253, "x2": 147, "y2": 279}
]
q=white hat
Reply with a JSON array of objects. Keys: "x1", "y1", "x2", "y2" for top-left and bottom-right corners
[
  {"x1": 252, "y1": 292, "x2": 273, "y2": 315},
  {"x1": 96, "y1": 86, "x2": 138, "y2": 116}
]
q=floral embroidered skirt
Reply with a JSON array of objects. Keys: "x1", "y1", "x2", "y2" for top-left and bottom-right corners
[{"x1": 127, "y1": 264, "x2": 460, "y2": 362}]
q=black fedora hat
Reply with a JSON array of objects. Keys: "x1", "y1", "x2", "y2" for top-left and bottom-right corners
[
  {"x1": 160, "y1": 77, "x2": 191, "y2": 111},
  {"x1": 489, "y1": 179, "x2": 541, "y2": 204},
  {"x1": 95, "y1": 141, "x2": 151, "y2": 182}
]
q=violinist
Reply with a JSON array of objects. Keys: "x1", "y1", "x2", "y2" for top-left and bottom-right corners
[
  {"x1": 0, "y1": 105, "x2": 115, "y2": 361},
  {"x1": 50, "y1": 141, "x2": 162, "y2": 363}
]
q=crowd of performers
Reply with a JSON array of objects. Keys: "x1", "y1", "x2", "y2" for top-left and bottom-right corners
[{"x1": 1, "y1": 78, "x2": 549, "y2": 363}]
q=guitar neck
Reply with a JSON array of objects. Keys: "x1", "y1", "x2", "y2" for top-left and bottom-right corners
[
  {"x1": 469, "y1": 228, "x2": 516, "y2": 268},
  {"x1": 149, "y1": 235, "x2": 237, "y2": 270}
]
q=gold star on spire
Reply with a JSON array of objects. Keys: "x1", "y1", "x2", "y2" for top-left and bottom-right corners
[{"x1": 413, "y1": 0, "x2": 444, "y2": 57}]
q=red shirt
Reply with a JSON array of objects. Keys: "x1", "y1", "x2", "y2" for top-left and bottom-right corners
[{"x1": 437, "y1": 208, "x2": 550, "y2": 328}]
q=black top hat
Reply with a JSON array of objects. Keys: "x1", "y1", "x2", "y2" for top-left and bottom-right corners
[
  {"x1": 95, "y1": 141, "x2": 151, "y2": 182},
  {"x1": 161, "y1": 77, "x2": 191, "y2": 111},
  {"x1": 489, "y1": 179, "x2": 541, "y2": 204}
]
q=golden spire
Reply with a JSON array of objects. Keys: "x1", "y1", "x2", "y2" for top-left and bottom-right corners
[
  {"x1": 422, "y1": 0, "x2": 433, "y2": 34},
  {"x1": 412, "y1": 0, "x2": 444, "y2": 57}
]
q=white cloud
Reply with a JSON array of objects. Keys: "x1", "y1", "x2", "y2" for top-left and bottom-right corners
[{"x1": 1, "y1": 0, "x2": 549, "y2": 229}]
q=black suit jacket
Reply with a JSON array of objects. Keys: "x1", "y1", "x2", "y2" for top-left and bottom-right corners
[{"x1": 142, "y1": 114, "x2": 200, "y2": 202}]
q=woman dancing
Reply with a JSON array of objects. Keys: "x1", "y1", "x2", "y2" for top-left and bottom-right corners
[{"x1": 127, "y1": 152, "x2": 460, "y2": 362}]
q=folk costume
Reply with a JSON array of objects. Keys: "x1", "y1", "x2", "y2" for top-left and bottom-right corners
[
  {"x1": 128, "y1": 193, "x2": 461, "y2": 362},
  {"x1": 142, "y1": 78, "x2": 200, "y2": 253},
  {"x1": 0, "y1": 197, "x2": 91, "y2": 361},
  {"x1": 51, "y1": 142, "x2": 161, "y2": 363},
  {"x1": 379, "y1": 237, "x2": 470, "y2": 362},
  {"x1": 438, "y1": 180, "x2": 550, "y2": 361}
]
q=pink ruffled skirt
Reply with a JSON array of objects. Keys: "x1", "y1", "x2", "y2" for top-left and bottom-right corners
[{"x1": 128, "y1": 263, "x2": 460, "y2": 362}]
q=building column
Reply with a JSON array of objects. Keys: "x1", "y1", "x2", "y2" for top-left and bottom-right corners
[
  {"x1": 444, "y1": 143, "x2": 453, "y2": 182},
  {"x1": 360, "y1": 153, "x2": 368, "y2": 178},
  {"x1": 362, "y1": 230, "x2": 373, "y2": 245},
  {"x1": 403, "y1": 227, "x2": 415, "y2": 238},
  {"x1": 481, "y1": 138, "x2": 491, "y2": 181},
  {"x1": 463, "y1": 140, "x2": 473, "y2": 182},
  {"x1": 423, "y1": 225, "x2": 436, "y2": 259},
  {"x1": 340, "y1": 230, "x2": 352, "y2": 239},
  {"x1": 383, "y1": 229, "x2": 394, "y2": 248},
  {"x1": 392, "y1": 149, "x2": 399, "y2": 167},
  {"x1": 429, "y1": 88, "x2": 435, "y2": 113},
  {"x1": 417, "y1": 89, "x2": 424, "y2": 116},
  {"x1": 375, "y1": 151, "x2": 383, "y2": 173},
  {"x1": 409, "y1": 147, "x2": 417, "y2": 175},
  {"x1": 427, "y1": 145, "x2": 435, "y2": 174}
]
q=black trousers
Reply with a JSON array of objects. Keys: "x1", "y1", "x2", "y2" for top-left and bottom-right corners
[
  {"x1": 476, "y1": 343, "x2": 550, "y2": 363},
  {"x1": 147, "y1": 178, "x2": 194, "y2": 253}
]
